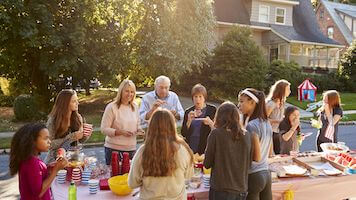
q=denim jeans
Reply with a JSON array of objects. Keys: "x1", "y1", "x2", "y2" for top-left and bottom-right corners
[
  {"x1": 209, "y1": 188, "x2": 248, "y2": 200},
  {"x1": 104, "y1": 147, "x2": 136, "y2": 165}
]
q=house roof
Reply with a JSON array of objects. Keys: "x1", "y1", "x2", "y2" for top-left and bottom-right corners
[
  {"x1": 214, "y1": 0, "x2": 342, "y2": 46},
  {"x1": 292, "y1": 0, "x2": 341, "y2": 45},
  {"x1": 336, "y1": 8, "x2": 356, "y2": 18},
  {"x1": 320, "y1": 0, "x2": 355, "y2": 44}
]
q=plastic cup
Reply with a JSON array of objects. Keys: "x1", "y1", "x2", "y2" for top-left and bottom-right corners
[{"x1": 83, "y1": 123, "x2": 93, "y2": 137}]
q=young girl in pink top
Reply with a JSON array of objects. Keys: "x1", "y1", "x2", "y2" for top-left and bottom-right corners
[{"x1": 9, "y1": 123, "x2": 67, "y2": 200}]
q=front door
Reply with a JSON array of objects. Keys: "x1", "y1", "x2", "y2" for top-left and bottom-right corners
[{"x1": 270, "y1": 48, "x2": 278, "y2": 63}]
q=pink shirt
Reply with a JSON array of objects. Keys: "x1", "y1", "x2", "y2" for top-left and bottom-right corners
[
  {"x1": 101, "y1": 102, "x2": 140, "y2": 151},
  {"x1": 19, "y1": 156, "x2": 52, "y2": 200}
]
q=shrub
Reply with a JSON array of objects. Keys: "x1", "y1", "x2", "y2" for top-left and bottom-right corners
[
  {"x1": 13, "y1": 95, "x2": 40, "y2": 121},
  {"x1": 207, "y1": 26, "x2": 268, "y2": 100},
  {"x1": 338, "y1": 42, "x2": 356, "y2": 92},
  {"x1": 266, "y1": 60, "x2": 305, "y2": 95},
  {"x1": 0, "y1": 94, "x2": 14, "y2": 107}
]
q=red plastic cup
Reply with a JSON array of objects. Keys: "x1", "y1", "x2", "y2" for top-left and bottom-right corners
[{"x1": 83, "y1": 123, "x2": 93, "y2": 137}]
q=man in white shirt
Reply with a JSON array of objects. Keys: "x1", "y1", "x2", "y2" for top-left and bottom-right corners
[{"x1": 139, "y1": 75, "x2": 184, "y2": 128}]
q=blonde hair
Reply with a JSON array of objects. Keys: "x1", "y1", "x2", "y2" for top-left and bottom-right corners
[
  {"x1": 142, "y1": 109, "x2": 193, "y2": 177},
  {"x1": 115, "y1": 79, "x2": 136, "y2": 111}
]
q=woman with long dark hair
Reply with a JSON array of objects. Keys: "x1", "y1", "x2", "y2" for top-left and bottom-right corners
[
  {"x1": 204, "y1": 102, "x2": 260, "y2": 200},
  {"x1": 45, "y1": 89, "x2": 89, "y2": 163},
  {"x1": 238, "y1": 88, "x2": 273, "y2": 200}
]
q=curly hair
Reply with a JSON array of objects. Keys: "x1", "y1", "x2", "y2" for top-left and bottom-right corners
[{"x1": 9, "y1": 123, "x2": 47, "y2": 175}]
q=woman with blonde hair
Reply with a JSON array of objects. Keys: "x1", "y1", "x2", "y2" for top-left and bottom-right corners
[
  {"x1": 45, "y1": 89, "x2": 89, "y2": 163},
  {"x1": 101, "y1": 79, "x2": 143, "y2": 164},
  {"x1": 316, "y1": 90, "x2": 343, "y2": 152},
  {"x1": 128, "y1": 109, "x2": 194, "y2": 200},
  {"x1": 266, "y1": 79, "x2": 291, "y2": 154}
]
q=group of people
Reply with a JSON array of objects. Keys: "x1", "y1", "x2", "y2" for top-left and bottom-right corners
[{"x1": 8, "y1": 75, "x2": 343, "y2": 200}]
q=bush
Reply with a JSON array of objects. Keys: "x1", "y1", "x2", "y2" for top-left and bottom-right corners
[
  {"x1": 207, "y1": 26, "x2": 268, "y2": 100},
  {"x1": 13, "y1": 95, "x2": 41, "y2": 121},
  {"x1": 266, "y1": 60, "x2": 305, "y2": 95},
  {"x1": 338, "y1": 42, "x2": 356, "y2": 92},
  {"x1": 0, "y1": 94, "x2": 14, "y2": 107}
]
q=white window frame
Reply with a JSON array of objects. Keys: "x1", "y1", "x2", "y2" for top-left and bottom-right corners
[
  {"x1": 327, "y1": 27, "x2": 334, "y2": 39},
  {"x1": 275, "y1": 7, "x2": 286, "y2": 25},
  {"x1": 259, "y1": 5, "x2": 270, "y2": 23}
]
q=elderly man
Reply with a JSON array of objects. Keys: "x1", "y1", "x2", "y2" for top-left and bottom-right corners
[{"x1": 139, "y1": 75, "x2": 184, "y2": 128}]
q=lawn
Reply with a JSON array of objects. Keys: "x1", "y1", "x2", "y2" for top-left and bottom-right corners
[
  {"x1": 301, "y1": 113, "x2": 356, "y2": 122},
  {"x1": 287, "y1": 92, "x2": 356, "y2": 111}
]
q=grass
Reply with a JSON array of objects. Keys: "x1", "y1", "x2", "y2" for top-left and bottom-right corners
[
  {"x1": 301, "y1": 113, "x2": 356, "y2": 122},
  {"x1": 0, "y1": 137, "x2": 12, "y2": 149},
  {"x1": 287, "y1": 92, "x2": 356, "y2": 111}
]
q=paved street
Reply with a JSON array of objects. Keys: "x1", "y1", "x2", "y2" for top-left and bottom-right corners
[
  {"x1": 0, "y1": 95, "x2": 355, "y2": 199},
  {"x1": 1, "y1": 123, "x2": 355, "y2": 199}
]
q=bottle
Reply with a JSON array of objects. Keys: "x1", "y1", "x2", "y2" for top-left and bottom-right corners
[{"x1": 68, "y1": 181, "x2": 77, "y2": 200}]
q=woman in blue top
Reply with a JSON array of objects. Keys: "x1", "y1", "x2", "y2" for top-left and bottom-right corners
[{"x1": 238, "y1": 88, "x2": 273, "y2": 200}]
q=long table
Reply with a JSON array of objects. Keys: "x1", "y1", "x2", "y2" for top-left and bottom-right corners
[{"x1": 52, "y1": 173, "x2": 356, "y2": 200}]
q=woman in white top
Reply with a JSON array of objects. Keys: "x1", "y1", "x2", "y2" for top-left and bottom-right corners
[
  {"x1": 101, "y1": 80, "x2": 144, "y2": 164},
  {"x1": 128, "y1": 109, "x2": 194, "y2": 200},
  {"x1": 266, "y1": 80, "x2": 291, "y2": 154}
]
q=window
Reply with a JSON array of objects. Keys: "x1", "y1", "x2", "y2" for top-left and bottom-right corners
[
  {"x1": 259, "y1": 5, "x2": 269, "y2": 23},
  {"x1": 344, "y1": 16, "x2": 352, "y2": 31},
  {"x1": 320, "y1": 10, "x2": 324, "y2": 19},
  {"x1": 275, "y1": 8, "x2": 286, "y2": 24},
  {"x1": 353, "y1": 19, "x2": 356, "y2": 37},
  {"x1": 327, "y1": 27, "x2": 334, "y2": 39}
]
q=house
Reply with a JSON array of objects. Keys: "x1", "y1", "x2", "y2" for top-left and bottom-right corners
[
  {"x1": 315, "y1": 0, "x2": 356, "y2": 47},
  {"x1": 213, "y1": 0, "x2": 345, "y2": 73}
]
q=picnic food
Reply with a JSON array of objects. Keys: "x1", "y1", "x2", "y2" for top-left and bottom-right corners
[{"x1": 193, "y1": 153, "x2": 205, "y2": 163}]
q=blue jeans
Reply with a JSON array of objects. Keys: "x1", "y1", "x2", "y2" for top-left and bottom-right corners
[
  {"x1": 209, "y1": 188, "x2": 247, "y2": 200},
  {"x1": 104, "y1": 147, "x2": 136, "y2": 165}
]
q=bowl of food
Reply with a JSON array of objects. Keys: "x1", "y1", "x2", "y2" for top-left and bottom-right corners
[
  {"x1": 108, "y1": 174, "x2": 133, "y2": 196},
  {"x1": 320, "y1": 143, "x2": 349, "y2": 154}
]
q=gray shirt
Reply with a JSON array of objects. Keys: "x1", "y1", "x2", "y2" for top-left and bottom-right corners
[
  {"x1": 266, "y1": 100, "x2": 284, "y2": 133},
  {"x1": 204, "y1": 128, "x2": 253, "y2": 193},
  {"x1": 246, "y1": 119, "x2": 273, "y2": 174}
]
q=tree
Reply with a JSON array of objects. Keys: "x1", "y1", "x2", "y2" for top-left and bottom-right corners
[
  {"x1": 134, "y1": 0, "x2": 216, "y2": 81},
  {"x1": 0, "y1": 0, "x2": 136, "y2": 109},
  {"x1": 208, "y1": 26, "x2": 268, "y2": 100},
  {"x1": 338, "y1": 41, "x2": 356, "y2": 92}
]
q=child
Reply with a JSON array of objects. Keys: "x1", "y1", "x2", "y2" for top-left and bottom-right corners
[
  {"x1": 204, "y1": 102, "x2": 261, "y2": 200},
  {"x1": 128, "y1": 109, "x2": 194, "y2": 199},
  {"x1": 238, "y1": 88, "x2": 273, "y2": 200},
  {"x1": 266, "y1": 80, "x2": 291, "y2": 154},
  {"x1": 317, "y1": 90, "x2": 343, "y2": 152},
  {"x1": 279, "y1": 106, "x2": 302, "y2": 155},
  {"x1": 9, "y1": 123, "x2": 68, "y2": 200}
]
